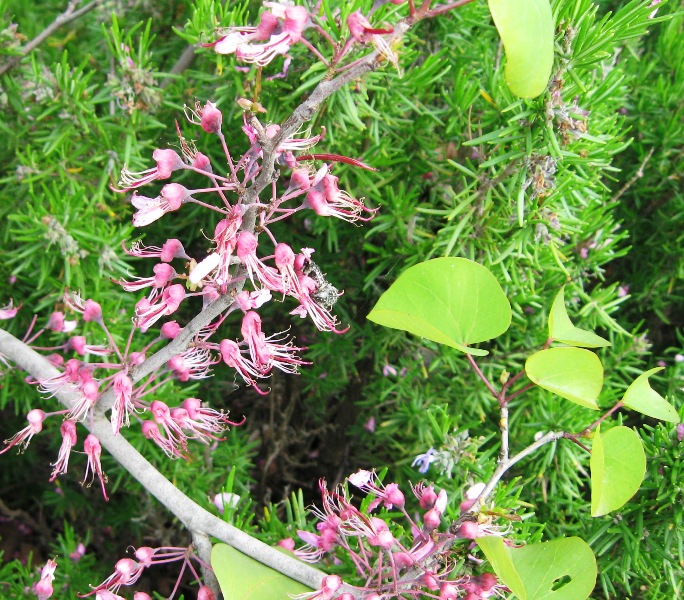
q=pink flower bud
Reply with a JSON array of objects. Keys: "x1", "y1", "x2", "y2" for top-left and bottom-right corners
[
  {"x1": 69, "y1": 336, "x2": 87, "y2": 355},
  {"x1": 152, "y1": 148, "x2": 184, "y2": 179},
  {"x1": 278, "y1": 537, "x2": 295, "y2": 551},
  {"x1": 423, "y1": 507, "x2": 441, "y2": 532},
  {"x1": 160, "y1": 238, "x2": 189, "y2": 262},
  {"x1": 160, "y1": 183, "x2": 191, "y2": 210},
  {"x1": 83, "y1": 300, "x2": 102, "y2": 322},
  {"x1": 161, "y1": 321, "x2": 182, "y2": 339},
  {"x1": 197, "y1": 586, "x2": 215, "y2": 600},
  {"x1": 440, "y1": 582, "x2": 459, "y2": 599},
  {"x1": 458, "y1": 521, "x2": 479, "y2": 539},
  {"x1": 192, "y1": 152, "x2": 213, "y2": 173},
  {"x1": 200, "y1": 101, "x2": 223, "y2": 134}
]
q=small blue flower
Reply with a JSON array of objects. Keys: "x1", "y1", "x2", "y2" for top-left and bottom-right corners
[{"x1": 412, "y1": 447, "x2": 436, "y2": 474}]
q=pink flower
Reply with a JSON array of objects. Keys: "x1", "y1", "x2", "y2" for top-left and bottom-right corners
[
  {"x1": 0, "y1": 300, "x2": 19, "y2": 320},
  {"x1": 240, "y1": 311, "x2": 308, "y2": 375},
  {"x1": 46, "y1": 311, "x2": 77, "y2": 333},
  {"x1": 0, "y1": 409, "x2": 46, "y2": 454},
  {"x1": 213, "y1": 5, "x2": 310, "y2": 67},
  {"x1": 184, "y1": 100, "x2": 223, "y2": 134},
  {"x1": 134, "y1": 284, "x2": 186, "y2": 332},
  {"x1": 348, "y1": 469, "x2": 405, "y2": 510},
  {"x1": 34, "y1": 558, "x2": 57, "y2": 600},
  {"x1": 142, "y1": 419, "x2": 188, "y2": 460},
  {"x1": 122, "y1": 238, "x2": 190, "y2": 262},
  {"x1": 50, "y1": 420, "x2": 78, "y2": 481},
  {"x1": 115, "y1": 148, "x2": 185, "y2": 192},
  {"x1": 219, "y1": 339, "x2": 269, "y2": 395},
  {"x1": 82, "y1": 434, "x2": 108, "y2": 501},
  {"x1": 118, "y1": 262, "x2": 177, "y2": 292},
  {"x1": 236, "y1": 231, "x2": 283, "y2": 291},
  {"x1": 111, "y1": 372, "x2": 136, "y2": 435},
  {"x1": 131, "y1": 183, "x2": 191, "y2": 227}
]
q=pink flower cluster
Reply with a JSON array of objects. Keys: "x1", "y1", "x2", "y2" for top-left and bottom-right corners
[{"x1": 290, "y1": 470, "x2": 506, "y2": 599}]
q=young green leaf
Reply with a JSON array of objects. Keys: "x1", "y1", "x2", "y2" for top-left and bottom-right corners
[
  {"x1": 367, "y1": 258, "x2": 512, "y2": 356},
  {"x1": 525, "y1": 347, "x2": 602, "y2": 409},
  {"x1": 590, "y1": 426, "x2": 646, "y2": 517},
  {"x1": 548, "y1": 287, "x2": 610, "y2": 348},
  {"x1": 488, "y1": 0, "x2": 554, "y2": 98},
  {"x1": 622, "y1": 367, "x2": 680, "y2": 423},
  {"x1": 211, "y1": 543, "x2": 313, "y2": 599},
  {"x1": 477, "y1": 535, "x2": 597, "y2": 599}
]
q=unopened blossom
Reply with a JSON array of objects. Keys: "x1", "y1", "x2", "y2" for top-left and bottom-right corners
[
  {"x1": 184, "y1": 100, "x2": 223, "y2": 134},
  {"x1": 0, "y1": 408, "x2": 46, "y2": 454},
  {"x1": 34, "y1": 558, "x2": 57, "y2": 600},
  {"x1": 115, "y1": 148, "x2": 185, "y2": 192},
  {"x1": 234, "y1": 289, "x2": 272, "y2": 312},
  {"x1": 50, "y1": 420, "x2": 78, "y2": 481},
  {"x1": 82, "y1": 434, "x2": 108, "y2": 501},
  {"x1": 160, "y1": 320, "x2": 182, "y2": 339},
  {"x1": 197, "y1": 587, "x2": 215, "y2": 600},
  {"x1": 69, "y1": 543, "x2": 86, "y2": 562},
  {"x1": 213, "y1": 492, "x2": 240, "y2": 514}
]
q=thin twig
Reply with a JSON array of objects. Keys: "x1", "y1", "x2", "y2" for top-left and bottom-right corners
[
  {"x1": 611, "y1": 146, "x2": 655, "y2": 202},
  {"x1": 0, "y1": 0, "x2": 105, "y2": 76}
]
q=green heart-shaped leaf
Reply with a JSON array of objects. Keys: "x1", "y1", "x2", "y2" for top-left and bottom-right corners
[
  {"x1": 525, "y1": 347, "x2": 602, "y2": 409},
  {"x1": 211, "y1": 543, "x2": 313, "y2": 599},
  {"x1": 477, "y1": 536, "x2": 597, "y2": 599},
  {"x1": 488, "y1": 0, "x2": 554, "y2": 98},
  {"x1": 367, "y1": 258, "x2": 511, "y2": 356},
  {"x1": 622, "y1": 367, "x2": 680, "y2": 423},
  {"x1": 548, "y1": 287, "x2": 610, "y2": 348},
  {"x1": 591, "y1": 426, "x2": 646, "y2": 517}
]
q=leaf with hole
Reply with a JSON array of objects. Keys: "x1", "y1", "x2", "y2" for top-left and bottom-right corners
[
  {"x1": 211, "y1": 543, "x2": 313, "y2": 599},
  {"x1": 525, "y1": 347, "x2": 602, "y2": 409},
  {"x1": 591, "y1": 426, "x2": 646, "y2": 517},
  {"x1": 488, "y1": 0, "x2": 554, "y2": 98},
  {"x1": 477, "y1": 535, "x2": 597, "y2": 599},
  {"x1": 367, "y1": 258, "x2": 511, "y2": 356},
  {"x1": 622, "y1": 367, "x2": 679, "y2": 423},
  {"x1": 548, "y1": 287, "x2": 610, "y2": 348}
]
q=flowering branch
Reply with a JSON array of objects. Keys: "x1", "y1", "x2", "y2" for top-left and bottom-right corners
[{"x1": 0, "y1": 327, "x2": 328, "y2": 591}]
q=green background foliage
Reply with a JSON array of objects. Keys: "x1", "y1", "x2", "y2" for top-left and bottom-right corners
[{"x1": 0, "y1": 0, "x2": 682, "y2": 598}]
